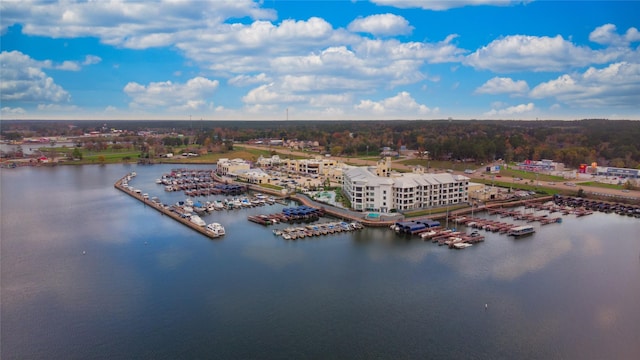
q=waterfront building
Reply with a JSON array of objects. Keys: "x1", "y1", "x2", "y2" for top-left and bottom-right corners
[
  {"x1": 236, "y1": 168, "x2": 270, "y2": 184},
  {"x1": 257, "y1": 155, "x2": 282, "y2": 167},
  {"x1": 343, "y1": 158, "x2": 469, "y2": 213},
  {"x1": 216, "y1": 158, "x2": 251, "y2": 176},
  {"x1": 282, "y1": 157, "x2": 341, "y2": 176}
]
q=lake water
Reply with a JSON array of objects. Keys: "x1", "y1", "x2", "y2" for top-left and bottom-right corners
[{"x1": 2, "y1": 164, "x2": 639, "y2": 359}]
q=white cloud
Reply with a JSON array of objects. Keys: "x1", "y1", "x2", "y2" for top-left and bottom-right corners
[
  {"x1": 56, "y1": 60, "x2": 81, "y2": 71},
  {"x1": 241, "y1": 83, "x2": 306, "y2": 105},
  {"x1": 475, "y1": 77, "x2": 529, "y2": 95},
  {"x1": 371, "y1": 0, "x2": 526, "y2": 11},
  {"x1": 82, "y1": 55, "x2": 102, "y2": 65},
  {"x1": 485, "y1": 102, "x2": 535, "y2": 116},
  {"x1": 124, "y1": 76, "x2": 219, "y2": 111},
  {"x1": 309, "y1": 93, "x2": 354, "y2": 107},
  {"x1": 589, "y1": 24, "x2": 640, "y2": 46},
  {"x1": 2, "y1": 1, "x2": 466, "y2": 100},
  {"x1": 530, "y1": 62, "x2": 640, "y2": 108},
  {"x1": 228, "y1": 73, "x2": 272, "y2": 87},
  {"x1": 348, "y1": 13, "x2": 414, "y2": 36},
  {"x1": 36, "y1": 103, "x2": 79, "y2": 112},
  {"x1": 0, "y1": 50, "x2": 70, "y2": 103},
  {"x1": 1, "y1": 106, "x2": 26, "y2": 115},
  {"x1": 1, "y1": 0, "x2": 276, "y2": 48},
  {"x1": 465, "y1": 34, "x2": 626, "y2": 73},
  {"x1": 355, "y1": 91, "x2": 433, "y2": 115}
]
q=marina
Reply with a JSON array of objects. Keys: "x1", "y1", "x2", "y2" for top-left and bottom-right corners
[
  {"x1": 272, "y1": 221, "x2": 364, "y2": 240},
  {"x1": 115, "y1": 169, "x2": 637, "y2": 248},
  {"x1": 114, "y1": 172, "x2": 225, "y2": 239}
]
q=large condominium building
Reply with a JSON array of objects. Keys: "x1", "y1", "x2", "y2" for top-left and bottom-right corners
[{"x1": 343, "y1": 158, "x2": 469, "y2": 213}]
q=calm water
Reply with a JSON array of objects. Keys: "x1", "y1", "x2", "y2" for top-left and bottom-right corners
[{"x1": 2, "y1": 164, "x2": 639, "y2": 359}]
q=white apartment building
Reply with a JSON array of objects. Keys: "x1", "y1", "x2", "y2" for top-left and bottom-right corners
[{"x1": 343, "y1": 158, "x2": 469, "y2": 212}]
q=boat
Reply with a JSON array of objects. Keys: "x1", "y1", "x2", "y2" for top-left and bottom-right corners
[
  {"x1": 508, "y1": 225, "x2": 535, "y2": 237},
  {"x1": 190, "y1": 214, "x2": 206, "y2": 227},
  {"x1": 452, "y1": 243, "x2": 473, "y2": 249},
  {"x1": 206, "y1": 222, "x2": 226, "y2": 237}
]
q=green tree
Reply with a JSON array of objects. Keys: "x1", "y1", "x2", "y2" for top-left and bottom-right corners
[{"x1": 72, "y1": 147, "x2": 83, "y2": 160}]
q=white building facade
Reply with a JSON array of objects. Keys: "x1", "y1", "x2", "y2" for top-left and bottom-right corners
[
  {"x1": 343, "y1": 159, "x2": 469, "y2": 212},
  {"x1": 216, "y1": 158, "x2": 251, "y2": 176}
]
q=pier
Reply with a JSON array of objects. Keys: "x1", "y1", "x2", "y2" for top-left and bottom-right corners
[{"x1": 114, "y1": 173, "x2": 221, "y2": 239}]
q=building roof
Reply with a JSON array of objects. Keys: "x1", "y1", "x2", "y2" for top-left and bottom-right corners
[
  {"x1": 345, "y1": 167, "x2": 468, "y2": 188},
  {"x1": 344, "y1": 167, "x2": 394, "y2": 186}
]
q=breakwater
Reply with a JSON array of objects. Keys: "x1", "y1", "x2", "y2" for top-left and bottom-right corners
[{"x1": 114, "y1": 173, "x2": 220, "y2": 239}]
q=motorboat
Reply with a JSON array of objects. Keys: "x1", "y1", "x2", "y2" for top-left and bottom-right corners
[
  {"x1": 206, "y1": 222, "x2": 226, "y2": 237},
  {"x1": 190, "y1": 215, "x2": 206, "y2": 227},
  {"x1": 508, "y1": 225, "x2": 535, "y2": 237}
]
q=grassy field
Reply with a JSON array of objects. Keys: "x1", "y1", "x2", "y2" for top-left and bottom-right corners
[
  {"x1": 575, "y1": 181, "x2": 623, "y2": 190},
  {"x1": 398, "y1": 158, "x2": 466, "y2": 170},
  {"x1": 497, "y1": 166, "x2": 564, "y2": 182},
  {"x1": 55, "y1": 145, "x2": 274, "y2": 165}
]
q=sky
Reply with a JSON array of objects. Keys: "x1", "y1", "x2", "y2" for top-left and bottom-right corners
[{"x1": 1, "y1": 0, "x2": 639, "y2": 121}]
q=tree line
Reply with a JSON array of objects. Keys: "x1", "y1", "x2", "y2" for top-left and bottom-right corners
[{"x1": 2, "y1": 119, "x2": 639, "y2": 169}]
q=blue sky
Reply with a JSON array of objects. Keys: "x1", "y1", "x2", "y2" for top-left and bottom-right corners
[{"x1": 1, "y1": 0, "x2": 639, "y2": 121}]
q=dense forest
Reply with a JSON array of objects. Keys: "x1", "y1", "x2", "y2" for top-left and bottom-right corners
[{"x1": 2, "y1": 119, "x2": 639, "y2": 169}]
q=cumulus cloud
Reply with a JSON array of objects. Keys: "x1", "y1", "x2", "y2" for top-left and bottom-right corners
[
  {"x1": 484, "y1": 102, "x2": 535, "y2": 116},
  {"x1": 348, "y1": 13, "x2": 414, "y2": 36},
  {"x1": 228, "y1": 73, "x2": 272, "y2": 87},
  {"x1": 530, "y1": 62, "x2": 640, "y2": 108},
  {"x1": 36, "y1": 103, "x2": 79, "y2": 112},
  {"x1": 465, "y1": 34, "x2": 624, "y2": 73},
  {"x1": 83, "y1": 55, "x2": 102, "y2": 65},
  {"x1": 355, "y1": 91, "x2": 433, "y2": 115},
  {"x1": 2, "y1": 0, "x2": 466, "y2": 98},
  {"x1": 0, "y1": 50, "x2": 70, "y2": 103},
  {"x1": 124, "y1": 76, "x2": 219, "y2": 111},
  {"x1": 589, "y1": 24, "x2": 640, "y2": 46},
  {"x1": 1, "y1": 106, "x2": 26, "y2": 115},
  {"x1": 1, "y1": 0, "x2": 276, "y2": 48},
  {"x1": 371, "y1": 0, "x2": 525, "y2": 11},
  {"x1": 475, "y1": 77, "x2": 529, "y2": 95},
  {"x1": 242, "y1": 83, "x2": 305, "y2": 104}
]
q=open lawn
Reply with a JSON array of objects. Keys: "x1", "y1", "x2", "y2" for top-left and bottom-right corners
[
  {"x1": 575, "y1": 181, "x2": 623, "y2": 190},
  {"x1": 398, "y1": 158, "x2": 483, "y2": 172}
]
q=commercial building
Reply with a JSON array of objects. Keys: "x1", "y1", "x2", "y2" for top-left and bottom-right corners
[
  {"x1": 283, "y1": 157, "x2": 340, "y2": 176},
  {"x1": 343, "y1": 158, "x2": 469, "y2": 213},
  {"x1": 216, "y1": 158, "x2": 251, "y2": 176},
  {"x1": 516, "y1": 159, "x2": 564, "y2": 172},
  {"x1": 595, "y1": 166, "x2": 640, "y2": 179}
]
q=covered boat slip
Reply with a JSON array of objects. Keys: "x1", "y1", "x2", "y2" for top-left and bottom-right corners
[{"x1": 394, "y1": 219, "x2": 441, "y2": 234}]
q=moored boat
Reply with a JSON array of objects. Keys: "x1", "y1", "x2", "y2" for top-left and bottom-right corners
[
  {"x1": 190, "y1": 214, "x2": 206, "y2": 227},
  {"x1": 508, "y1": 225, "x2": 535, "y2": 237},
  {"x1": 206, "y1": 222, "x2": 226, "y2": 237}
]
